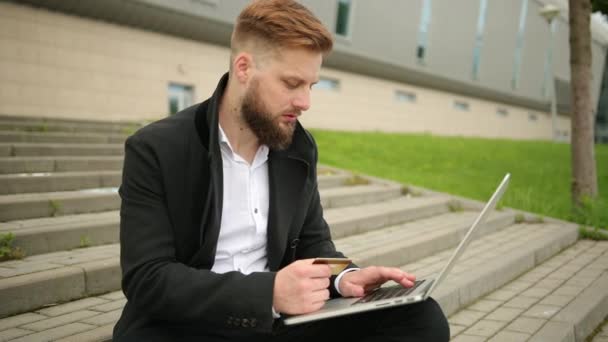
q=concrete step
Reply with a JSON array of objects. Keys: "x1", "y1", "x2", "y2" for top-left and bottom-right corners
[
  {"x1": 0, "y1": 114, "x2": 142, "y2": 129},
  {"x1": 316, "y1": 173, "x2": 352, "y2": 190},
  {"x1": 0, "y1": 157, "x2": 124, "y2": 174},
  {"x1": 1, "y1": 185, "x2": 427, "y2": 255},
  {"x1": 396, "y1": 221, "x2": 579, "y2": 318},
  {"x1": 0, "y1": 188, "x2": 120, "y2": 222},
  {"x1": 319, "y1": 183, "x2": 402, "y2": 208},
  {"x1": 0, "y1": 170, "x2": 355, "y2": 195},
  {"x1": 0, "y1": 206, "x2": 514, "y2": 317},
  {"x1": 0, "y1": 244, "x2": 121, "y2": 319},
  {"x1": 1, "y1": 211, "x2": 120, "y2": 257},
  {"x1": 0, "y1": 159, "x2": 352, "y2": 182},
  {"x1": 591, "y1": 320, "x2": 608, "y2": 342},
  {"x1": 324, "y1": 195, "x2": 453, "y2": 239},
  {"x1": 335, "y1": 210, "x2": 515, "y2": 268},
  {"x1": 0, "y1": 131, "x2": 127, "y2": 144},
  {"x1": 0, "y1": 182, "x2": 402, "y2": 222},
  {"x1": 447, "y1": 239, "x2": 608, "y2": 342},
  {"x1": 0, "y1": 218, "x2": 578, "y2": 341},
  {"x1": 0, "y1": 119, "x2": 142, "y2": 135},
  {"x1": 0, "y1": 171, "x2": 122, "y2": 195},
  {"x1": 0, "y1": 143, "x2": 124, "y2": 157}
]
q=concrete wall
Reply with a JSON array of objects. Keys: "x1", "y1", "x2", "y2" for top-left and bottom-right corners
[
  {"x1": 0, "y1": 2, "x2": 571, "y2": 140},
  {"x1": 302, "y1": 68, "x2": 570, "y2": 140},
  {"x1": 0, "y1": 2, "x2": 226, "y2": 121}
]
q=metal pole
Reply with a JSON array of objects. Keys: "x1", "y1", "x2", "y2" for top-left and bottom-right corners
[{"x1": 549, "y1": 18, "x2": 558, "y2": 141}]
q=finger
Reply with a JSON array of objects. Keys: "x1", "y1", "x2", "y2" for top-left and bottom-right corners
[
  {"x1": 341, "y1": 283, "x2": 365, "y2": 297},
  {"x1": 363, "y1": 283, "x2": 382, "y2": 292},
  {"x1": 375, "y1": 267, "x2": 411, "y2": 283},
  {"x1": 305, "y1": 264, "x2": 332, "y2": 278},
  {"x1": 402, "y1": 272, "x2": 416, "y2": 282},
  {"x1": 398, "y1": 277, "x2": 415, "y2": 288},
  {"x1": 311, "y1": 289, "x2": 330, "y2": 303},
  {"x1": 308, "y1": 300, "x2": 326, "y2": 313},
  {"x1": 310, "y1": 277, "x2": 330, "y2": 291}
]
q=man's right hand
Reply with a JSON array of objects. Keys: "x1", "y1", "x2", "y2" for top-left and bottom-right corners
[{"x1": 273, "y1": 259, "x2": 332, "y2": 315}]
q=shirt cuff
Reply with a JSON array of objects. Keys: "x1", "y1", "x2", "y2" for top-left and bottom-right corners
[
  {"x1": 334, "y1": 268, "x2": 360, "y2": 296},
  {"x1": 272, "y1": 306, "x2": 281, "y2": 319}
]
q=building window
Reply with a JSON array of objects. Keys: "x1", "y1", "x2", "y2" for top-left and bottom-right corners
[
  {"x1": 528, "y1": 112, "x2": 538, "y2": 121},
  {"x1": 191, "y1": 0, "x2": 218, "y2": 6},
  {"x1": 512, "y1": 0, "x2": 529, "y2": 90},
  {"x1": 417, "y1": 0, "x2": 432, "y2": 63},
  {"x1": 472, "y1": 0, "x2": 488, "y2": 80},
  {"x1": 497, "y1": 108, "x2": 509, "y2": 116},
  {"x1": 454, "y1": 100, "x2": 470, "y2": 111},
  {"x1": 313, "y1": 77, "x2": 340, "y2": 91},
  {"x1": 335, "y1": 0, "x2": 352, "y2": 37},
  {"x1": 395, "y1": 90, "x2": 417, "y2": 103},
  {"x1": 168, "y1": 83, "x2": 194, "y2": 115}
]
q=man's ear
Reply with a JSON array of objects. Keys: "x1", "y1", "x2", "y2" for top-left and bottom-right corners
[{"x1": 232, "y1": 52, "x2": 254, "y2": 84}]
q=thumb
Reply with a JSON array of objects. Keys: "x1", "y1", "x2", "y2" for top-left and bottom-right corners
[{"x1": 340, "y1": 282, "x2": 365, "y2": 297}]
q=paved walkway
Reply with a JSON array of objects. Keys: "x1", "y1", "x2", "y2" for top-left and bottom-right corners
[
  {"x1": 448, "y1": 240, "x2": 608, "y2": 341},
  {"x1": 0, "y1": 291, "x2": 123, "y2": 342}
]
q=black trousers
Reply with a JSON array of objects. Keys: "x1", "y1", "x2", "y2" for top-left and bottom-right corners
[{"x1": 115, "y1": 297, "x2": 449, "y2": 342}]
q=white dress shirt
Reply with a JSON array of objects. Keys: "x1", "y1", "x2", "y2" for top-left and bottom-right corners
[
  {"x1": 212, "y1": 124, "x2": 355, "y2": 315},
  {"x1": 211, "y1": 125, "x2": 270, "y2": 275}
]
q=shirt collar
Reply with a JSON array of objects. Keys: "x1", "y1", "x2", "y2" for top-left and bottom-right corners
[{"x1": 218, "y1": 124, "x2": 269, "y2": 168}]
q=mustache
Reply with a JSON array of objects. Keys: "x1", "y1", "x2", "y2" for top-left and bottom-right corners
[{"x1": 282, "y1": 110, "x2": 301, "y2": 116}]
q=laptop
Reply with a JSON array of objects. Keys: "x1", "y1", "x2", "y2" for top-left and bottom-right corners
[{"x1": 283, "y1": 173, "x2": 511, "y2": 325}]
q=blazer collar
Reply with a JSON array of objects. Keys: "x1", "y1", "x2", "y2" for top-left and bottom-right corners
[
  {"x1": 191, "y1": 74, "x2": 227, "y2": 269},
  {"x1": 266, "y1": 122, "x2": 313, "y2": 270}
]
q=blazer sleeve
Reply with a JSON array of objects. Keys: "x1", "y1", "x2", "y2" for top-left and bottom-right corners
[
  {"x1": 291, "y1": 132, "x2": 358, "y2": 298},
  {"x1": 119, "y1": 134, "x2": 276, "y2": 333}
]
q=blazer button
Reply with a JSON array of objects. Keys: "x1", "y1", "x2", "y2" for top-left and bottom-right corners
[
  {"x1": 290, "y1": 239, "x2": 300, "y2": 248},
  {"x1": 242, "y1": 318, "x2": 249, "y2": 328}
]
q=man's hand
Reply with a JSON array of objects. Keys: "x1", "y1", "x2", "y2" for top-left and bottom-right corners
[
  {"x1": 273, "y1": 259, "x2": 332, "y2": 315},
  {"x1": 338, "y1": 266, "x2": 416, "y2": 297}
]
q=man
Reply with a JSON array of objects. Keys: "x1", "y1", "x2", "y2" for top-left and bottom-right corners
[{"x1": 114, "y1": 0, "x2": 449, "y2": 340}]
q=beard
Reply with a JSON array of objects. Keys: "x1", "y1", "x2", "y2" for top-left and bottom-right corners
[{"x1": 241, "y1": 80, "x2": 296, "y2": 151}]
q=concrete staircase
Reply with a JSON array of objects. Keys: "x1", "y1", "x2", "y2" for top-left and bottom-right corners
[{"x1": 0, "y1": 115, "x2": 605, "y2": 342}]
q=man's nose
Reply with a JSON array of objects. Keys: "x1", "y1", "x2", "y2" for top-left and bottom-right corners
[{"x1": 292, "y1": 88, "x2": 311, "y2": 111}]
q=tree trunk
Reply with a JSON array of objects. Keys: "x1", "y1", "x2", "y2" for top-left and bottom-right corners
[{"x1": 569, "y1": 0, "x2": 598, "y2": 206}]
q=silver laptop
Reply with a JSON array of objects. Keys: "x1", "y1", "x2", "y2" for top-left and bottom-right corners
[{"x1": 284, "y1": 173, "x2": 511, "y2": 325}]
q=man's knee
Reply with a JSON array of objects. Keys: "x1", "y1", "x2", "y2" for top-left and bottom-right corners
[{"x1": 415, "y1": 297, "x2": 450, "y2": 341}]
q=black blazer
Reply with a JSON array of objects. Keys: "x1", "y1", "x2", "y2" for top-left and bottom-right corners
[{"x1": 113, "y1": 74, "x2": 351, "y2": 338}]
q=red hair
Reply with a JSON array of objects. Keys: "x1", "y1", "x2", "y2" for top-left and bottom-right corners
[{"x1": 232, "y1": 0, "x2": 333, "y2": 54}]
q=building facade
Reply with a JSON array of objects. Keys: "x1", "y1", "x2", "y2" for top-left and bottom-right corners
[{"x1": 0, "y1": 0, "x2": 607, "y2": 140}]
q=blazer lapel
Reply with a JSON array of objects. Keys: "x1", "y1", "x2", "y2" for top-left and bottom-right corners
[
  {"x1": 189, "y1": 74, "x2": 227, "y2": 269},
  {"x1": 266, "y1": 150, "x2": 309, "y2": 271}
]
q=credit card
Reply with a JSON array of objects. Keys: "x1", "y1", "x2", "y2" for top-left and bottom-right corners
[{"x1": 313, "y1": 257, "x2": 352, "y2": 275}]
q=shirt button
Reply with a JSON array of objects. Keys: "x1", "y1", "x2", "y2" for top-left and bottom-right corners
[{"x1": 254, "y1": 208, "x2": 258, "y2": 214}]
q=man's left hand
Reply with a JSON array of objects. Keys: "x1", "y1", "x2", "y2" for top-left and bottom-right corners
[{"x1": 338, "y1": 266, "x2": 416, "y2": 297}]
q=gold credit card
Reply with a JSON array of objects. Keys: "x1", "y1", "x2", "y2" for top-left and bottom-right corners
[{"x1": 313, "y1": 257, "x2": 352, "y2": 275}]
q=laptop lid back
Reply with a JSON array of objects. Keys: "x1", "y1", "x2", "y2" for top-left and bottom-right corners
[{"x1": 424, "y1": 173, "x2": 511, "y2": 299}]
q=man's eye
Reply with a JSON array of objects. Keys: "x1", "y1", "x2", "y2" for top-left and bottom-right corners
[{"x1": 285, "y1": 81, "x2": 299, "y2": 89}]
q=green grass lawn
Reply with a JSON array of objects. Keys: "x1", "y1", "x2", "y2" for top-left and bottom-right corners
[{"x1": 311, "y1": 130, "x2": 608, "y2": 230}]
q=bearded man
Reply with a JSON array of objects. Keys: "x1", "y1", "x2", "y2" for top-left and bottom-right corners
[{"x1": 113, "y1": 1, "x2": 449, "y2": 340}]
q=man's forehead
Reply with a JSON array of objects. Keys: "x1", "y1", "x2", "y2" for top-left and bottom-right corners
[{"x1": 270, "y1": 50, "x2": 322, "y2": 81}]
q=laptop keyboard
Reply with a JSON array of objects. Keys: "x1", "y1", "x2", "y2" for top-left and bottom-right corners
[{"x1": 353, "y1": 280, "x2": 426, "y2": 305}]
